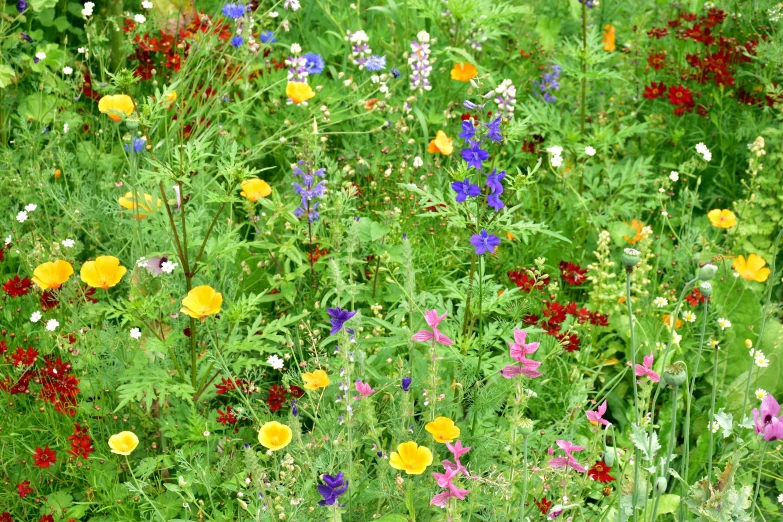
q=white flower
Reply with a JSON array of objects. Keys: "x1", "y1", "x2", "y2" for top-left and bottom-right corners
[
  {"x1": 4, "y1": 235, "x2": 11, "y2": 245},
  {"x1": 682, "y1": 311, "x2": 696, "y2": 323},
  {"x1": 717, "y1": 318, "x2": 731, "y2": 330},
  {"x1": 25, "y1": 203, "x2": 37, "y2": 212},
  {"x1": 267, "y1": 354, "x2": 285, "y2": 370},
  {"x1": 46, "y1": 319, "x2": 60, "y2": 331},
  {"x1": 709, "y1": 421, "x2": 720, "y2": 433},
  {"x1": 130, "y1": 327, "x2": 142, "y2": 340},
  {"x1": 412, "y1": 156, "x2": 423, "y2": 169},
  {"x1": 133, "y1": 14, "x2": 146, "y2": 23},
  {"x1": 755, "y1": 389, "x2": 768, "y2": 400},
  {"x1": 161, "y1": 260, "x2": 178, "y2": 274},
  {"x1": 778, "y1": 493, "x2": 783, "y2": 505},
  {"x1": 142, "y1": 0, "x2": 153, "y2": 7},
  {"x1": 62, "y1": 66, "x2": 73, "y2": 75},
  {"x1": 546, "y1": 145, "x2": 563, "y2": 156},
  {"x1": 62, "y1": 238, "x2": 75, "y2": 248},
  {"x1": 754, "y1": 351, "x2": 769, "y2": 368},
  {"x1": 290, "y1": 43, "x2": 302, "y2": 54},
  {"x1": 77, "y1": 47, "x2": 86, "y2": 53},
  {"x1": 669, "y1": 171, "x2": 679, "y2": 181},
  {"x1": 653, "y1": 297, "x2": 669, "y2": 307},
  {"x1": 63, "y1": 123, "x2": 69, "y2": 133},
  {"x1": 416, "y1": 30, "x2": 430, "y2": 43},
  {"x1": 35, "y1": 52, "x2": 47, "y2": 61},
  {"x1": 551, "y1": 155, "x2": 563, "y2": 167},
  {"x1": 81, "y1": 1, "x2": 94, "y2": 17},
  {"x1": 584, "y1": 146, "x2": 596, "y2": 157},
  {"x1": 31, "y1": 311, "x2": 43, "y2": 323},
  {"x1": 136, "y1": 256, "x2": 147, "y2": 267},
  {"x1": 695, "y1": 142, "x2": 712, "y2": 162},
  {"x1": 655, "y1": 341, "x2": 666, "y2": 350},
  {"x1": 268, "y1": 10, "x2": 279, "y2": 17},
  {"x1": 284, "y1": 0, "x2": 301, "y2": 10},
  {"x1": 16, "y1": 211, "x2": 28, "y2": 223},
  {"x1": 672, "y1": 331, "x2": 682, "y2": 345}
]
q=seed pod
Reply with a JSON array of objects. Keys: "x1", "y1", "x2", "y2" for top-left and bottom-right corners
[
  {"x1": 519, "y1": 418, "x2": 534, "y2": 436},
  {"x1": 698, "y1": 263, "x2": 717, "y2": 281},
  {"x1": 125, "y1": 114, "x2": 140, "y2": 130},
  {"x1": 699, "y1": 281, "x2": 713, "y2": 297},
  {"x1": 622, "y1": 248, "x2": 641, "y2": 268},
  {"x1": 663, "y1": 361, "x2": 687, "y2": 388}
]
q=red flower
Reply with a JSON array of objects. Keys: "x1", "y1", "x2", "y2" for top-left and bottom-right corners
[
  {"x1": 522, "y1": 314, "x2": 540, "y2": 326},
  {"x1": 40, "y1": 289, "x2": 59, "y2": 311},
  {"x1": 542, "y1": 301, "x2": 567, "y2": 324},
  {"x1": 508, "y1": 268, "x2": 550, "y2": 293},
  {"x1": 1, "y1": 512, "x2": 14, "y2": 522},
  {"x1": 646, "y1": 27, "x2": 669, "y2": 39},
  {"x1": 17, "y1": 480, "x2": 33, "y2": 498},
  {"x1": 217, "y1": 405, "x2": 239, "y2": 425},
  {"x1": 559, "y1": 261, "x2": 588, "y2": 286},
  {"x1": 67, "y1": 423, "x2": 94, "y2": 459},
  {"x1": 11, "y1": 346, "x2": 38, "y2": 367},
  {"x1": 267, "y1": 384, "x2": 289, "y2": 412},
  {"x1": 289, "y1": 385, "x2": 304, "y2": 398},
  {"x1": 0, "y1": 339, "x2": 7, "y2": 354},
  {"x1": 685, "y1": 287, "x2": 707, "y2": 307},
  {"x1": 555, "y1": 332, "x2": 581, "y2": 352},
  {"x1": 215, "y1": 377, "x2": 252, "y2": 395},
  {"x1": 668, "y1": 84, "x2": 693, "y2": 106},
  {"x1": 589, "y1": 311, "x2": 610, "y2": 327},
  {"x1": 535, "y1": 497, "x2": 552, "y2": 514},
  {"x1": 2, "y1": 275, "x2": 33, "y2": 297},
  {"x1": 643, "y1": 81, "x2": 667, "y2": 100},
  {"x1": 32, "y1": 445, "x2": 57, "y2": 469},
  {"x1": 39, "y1": 516, "x2": 54, "y2": 522},
  {"x1": 647, "y1": 52, "x2": 666, "y2": 70},
  {"x1": 588, "y1": 460, "x2": 616, "y2": 483},
  {"x1": 565, "y1": 302, "x2": 590, "y2": 323}
]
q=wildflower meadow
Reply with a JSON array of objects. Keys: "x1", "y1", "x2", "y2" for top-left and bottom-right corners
[{"x1": 3, "y1": 0, "x2": 783, "y2": 520}]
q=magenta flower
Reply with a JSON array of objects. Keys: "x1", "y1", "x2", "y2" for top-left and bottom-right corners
[
  {"x1": 752, "y1": 394, "x2": 783, "y2": 441},
  {"x1": 548, "y1": 440, "x2": 586, "y2": 473},
  {"x1": 635, "y1": 352, "x2": 660, "y2": 382},
  {"x1": 412, "y1": 310, "x2": 454, "y2": 346},
  {"x1": 585, "y1": 400, "x2": 611, "y2": 426},
  {"x1": 501, "y1": 328, "x2": 542, "y2": 379},
  {"x1": 354, "y1": 379, "x2": 375, "y2": 398},
  {"x1": 431, "y1": 440, "x2": 471, "y2": 507}
]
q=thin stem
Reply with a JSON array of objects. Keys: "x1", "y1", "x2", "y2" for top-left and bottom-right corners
[
  {"x1": 580, "y1": 0, "x2": 587, "y2": 138},
  {"x1": 650, "y1": 386, "x2": 678, "y2": 522},
  {"x1": 750, "y1": 440, "x2": 769, "y2": 518},
  {"x1": 625, "y1": 269, "x2": 640, "y2": 522},
  {"x1": 707, "y1": 344, "x2": 720, "y2": 483},
  {"x1": 522, "y1": 435, "x2": 529, "y2": 518},
  {"x1": 471, "y1": 257, "x2": 484, "y2": 435}
]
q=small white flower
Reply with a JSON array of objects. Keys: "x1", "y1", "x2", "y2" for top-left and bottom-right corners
[
  {"x1": 267, "y1": 354, "x2": 285, "y2": 370},
  {"x1": 130, "y1": 327, "x2": 142, "y2": 340},
  {"x1": 584, "y1": 146, "x2": 596, "y2": 157},
  {"x1": 63, "y1": 123, "x2": 69, "y2": 133},
  {"x1": 417, "y1": 30, "x2": 430, "y2": 43},
  {"x1": 672, "y1": 331, "x2": 682, "y2": 345},
  {"x1": 203, "y1": 430, "x2": 210, "y2": 437},
  {"x1": 77, "y1": 47, "x2": 87, "y2": 54},
  {"x1": 290, "y1": 43, "x2": 302, "y2": 54},
  {"x1": 695, "y1": 142, "x2": 712, "y2": 162},
  {"x1": 46, "y1": 319, "x2": 60, "y2": 331},
  {"x1": 161, "y1": 260, "x2": 178, "y2": 274},
  {"x1": 653, "y1": 297, "x2": 669, "y2": 307},
  {"x1": 717, "y1": 318, "x2": 731, "y2": 330},
  {"x1": 284, "y1": 0, "x2": 301, "y2": 11},
  {"x1": 709, "y1": 421, "x2": 720, "y2": 433},
  {"x1": 551, "y1": 155, "x2": 563, "y2": 168},
  {"x1": 136, "y1": 257, "x2": 147, "y2": 267},
  {"x1": 655, "y1": 341, "x2": 666, "y2": 350},
  {"x1": 546, "y1": 145, "x2": 563, "y2": 156},
  {"x1": 777, "y1": 493, "x2": 783, "y2": 505},
  {"x1": 142, "y1": 0, "x2": 153, "y2": 7},
  {"x1": 133, "y1": 14, "x2": 146, "y2": 23},
  {"x1": 62, "y1": 66, "x2": 73, "y2": 75},
  {"x1": 669, "y1": 171, "x2": 679, "y2": 181},
  {"x1": 755, "y1": 389, "x2": 768, "y2": 400},
  {"x1": 754, "y1": 351, "x2": 769, "y2": 368},
  {"x1": 62, "y1": 238, "x2": 75, "y2": 248},
  {"x1": 412, "y1": 156, "x2": 423, "y2": 169},
  {"x1": 31, "y1": 311, "x2": 43, "y2": 323},
  {"x1": 268, "y1": 10, "x2": 279, "y2": 17},
  {"x1": 35, "y1": 52, "x2": 47, "y2": 61},
  {"x1": 4, "y1": 235, "x2": 11, "y2": 245},
  {"x1": 16, "y1": 211, "x2": 28, "y2": 223},
  {"x1": 81, "y1": 1, "x2": 94, "y2": 17},
  {"x1": 25, "y1": 203, "x2": 37, "y2": 212},
  {"x1": 682, "y1": 311, "x2": 696, "y2": 323}
]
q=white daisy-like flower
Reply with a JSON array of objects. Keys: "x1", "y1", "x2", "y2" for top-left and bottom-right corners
[
  {"x1": 717, "y1": 318, "x2": 731, "y2": 330},
  {"x1": 130, "y1": 327, "x2": 142, "y2": 340},
  {"x1": 31, "y1": 311, "x2": 43, "y2": 323},
  {"x1": 25, "y1": 203, "x2": 37, "y2": 212},
  {"x1": 267, "y1": 354, "x2": 285, "y2": 370},
  {"x1": 585, "y1": 146, "x2": 596, "y2": 157},
  {"x1": 412, "y1": 156, "x2": 423, "y2": 169},
  {"x1": 709, "y1": 421, "x2": 720, "y2": 433},
  {"x1": 4, "y1": 235, "x2": 11, "y2": 245},
  {"x1": 653, "y1": 297, "x2": 669, "y2": 307},
  {"x1": 655, "y1": 341, "x2": 666, "y2": 350},
  {"x1": 551, "y1": 155, "x2": 563, "y2": 167},
  {"x1": 46, "y1": 319, "x2": 60, "y2": 331},
  {"x1": 133, "y1": 14, "x2": 146, "y2": 23},
  {"x1": 290, "y1": 43, "x2": 302, "y2": 54},
  {"x1": 755, "y1": 389, "x2": 768, "y2": 400},
  {"x1": 81, "y1": 1, "x2": 94, "y2": 17},
  {"x1": 777, "y1": 493, "x2": 783, "y2": 505},
  {"x1": 16, "y1": 211, "x2": 28, "y2": 223},
  {"x1": 63, "y1": 66, "x2": 73, "y2": 75},
  {"x1": 142, "y1": 0, "x2": 153, "y2": 7},
  {"x1": 161, "y1": 260, "x2": 178, "y2": 274},
  {"x1": 546, "y1": 145, "x2": 563, "y2": 157},
  {"x1": 669, "y1": 171, "x2": 679, "y2": 181},
  {"x1": 754, "y1": 351, "x2": 769, "y2": 368},
  {"x1": 695, "y1": 142, "x2": 712, "y2": 162},
  {"x1": 77, "y1": 47, "x2": 87, "y2": 54},
  {"x1": 682, "y1": 311, "x2": 696, "y2": 323},
  {"x1": 35, "y1": 52, "x2": 47, "y2": 61},
  {"x1": 62, "y1": 238, "x2": 75, "y2": 248}
]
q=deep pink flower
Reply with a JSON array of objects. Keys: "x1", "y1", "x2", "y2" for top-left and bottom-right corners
[
  {"x1": 412, "y1": 310, "x2": 454, "y2": 345},
  {"x1": 752, "y1": 394, "x2": 783, "y2": 441},
  {"x1": 548, "y1": 439, "x2": 586, "y2": 473},
  {"x1": 635, "y1": 353, "x2": 660, "y2": 382},
  {"x1": 431, "y1": 440, "x2": 471, "y2": 506},
  {"x1": 501, "y1": 328, "x2": 542, "y2": 379},
  {"x1": 354, "y1": 379, "x2": 375, "y2": 398},
  {"x1": 585, "y1": 400, "x2": 611, "y2": 426}
]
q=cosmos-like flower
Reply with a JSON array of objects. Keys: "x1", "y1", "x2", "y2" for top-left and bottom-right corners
[
  {"x1": 108, "y1": 431, "x2": 139, "y2": 455},
  {"x1": 585, "y1": 400, "x2": 611, "y2": 426},
  {"x1": 32, "y1": 260, "x2": 74, "y2": 290},
  {"x1": 461, "y1": 140, "x2": 489, "y2": 169},
  {"x1": 425, "y1": 417, "x2": 461, "y2": 443},
  {"x1": 451, "y1": 178, "x2": 481, "y2": 203},
  {"x1": 80, "y1": 256, "x2": 127, "y2": 289},
  {"x1": 222, "y1": 2, "x2": 246, "y2": 19},
  {"x1": 635, "y1": 353, "x2": 660, "y2": 382},
  {"x1": 180, "y1": 285, "x2": 223, "y2": 319},
  {"x1": 2, "y1": 275, "x2": 33, "y2": 297},
  {"x1": 389, "y1": 441, "x2": 433, "y2": 475},
  {"x1": 548, "y1": 439, "x2": 586, "y2": 473},
  {"x1": 588, "y1": 460, "x2": 616, "y2": 483},
  {"x1": 258, "y1": 421, "x2": 293, "y2": 450},
  {"x1": 304, "y1": 53, "x2": 325, "y2": 74},
  {"x1": 32, "y1": 446, "x2": 57, "y2": 469}
]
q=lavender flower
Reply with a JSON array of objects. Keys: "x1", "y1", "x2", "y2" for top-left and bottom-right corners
[
  {"x1": 485, "y1": 117, "x2": 502, "y2": 142},
  {"x1": 145, "y1": 256, "x2": 168, "y2": 276},
  {"x1": 17, "y1": 0, "x2": 27, "y2": 13},
  {"x1": 292, "y1": 162, "x2": 326, "y2": 221},
  {"x1": 391, "y1": 68, "x2": 401, "y2": 78},
  {"x1": 401, "y1": 377, "x2": 412, "y2": 391},
  {"x1": 260, "y1": 31, "x2": 276, "y2": 44},
  {"x1": 222, "y1": 3, "x2": 246, "y2": 19},
  {"x1": 461, "y1": 141, "x2": 489, "y2": 170},
  {"x1": 124, "y1": 137, "x2": 146, "y2": 153},
  {"x1": 494, "y1": 79, "x2": 517, "y2": 120},
  {"x1": 408, "y1": 31, "x2": 432, "y2": 92},
  {"x1": 535, "y1": 64, "x2": 561, "y2": 104},
  {"x1": 470, "y1": 229, "x2": 500, "y2": 255},
  {"x1": 327, "y1": 307, "x2": 357, "y2": 335},
  {"x1": 304, "y1": 53, "x2": 325, "y2": 75},
  {"x1": 451, "y1": 179, "x2": 481, "y2": 203},
  {"x1": 286, "y1": 49, "x2": 308, "y2": 82},
  {"x1": 579, "y1": 0, "x2": 596, "y2": 7},
  {"x1": 486, "y1": 169, "x2": 506, "y2": 211},
  {"x1": 317, "y1": 472, "x2": 349, "y2": 506}
]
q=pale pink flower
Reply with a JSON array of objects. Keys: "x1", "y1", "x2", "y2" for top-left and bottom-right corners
[
  {"x1": 412, "y1": 310, "x2": 454, "y2": 345},
  {"x1": 354, "y1": 379, "x2": 375, "y2": 398},
  {"x1": 501, "y1": 328, "x2": 542, "y2": 379},
  {"x1": 635, "y1": 352, "x2": 660, "y2": 382},
  {"x1": 585, "y1": 400, "x2": 611, "y2": 426}
]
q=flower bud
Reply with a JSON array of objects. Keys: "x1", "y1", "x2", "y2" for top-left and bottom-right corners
[
  {"x1": 622, "y1": 248, "x2": 641, "y2": 268},
  {"x1": 125, "y1": 114, "x2": 140, "y2": 130},
  {"x1": 603, "y1": 448, "x2": 616, "y2": 467},
  {"x1": 699, "y1": 282, "x2": 713, "y2": 297},
  {"x1": 662, "y1": 361, "x2": 687, "y2": 388},
  {"x1": 654, "y1": 477, "x2": 668, "y2": 493},
  {"x1": 698, "y1": 263, "x2": 717, "y2": 281},
  {"x1": 519, "y1": 418, "x2": 534, "y2": 436}
]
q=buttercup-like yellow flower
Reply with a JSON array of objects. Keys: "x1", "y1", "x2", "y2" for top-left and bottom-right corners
[
  {"x1": 427, "y1": 130, "x2": 453, "y2": 156},
  {"x1": 32, "y1": 260, "x2": 74, "y2": 290},
  {"x1": 98, "y1": 95, "x2": 135, "y2": 122},
  {"x1": 389, "y1": 441, "x2": 433, "y2": 475},
  {"x1": 707, "y1": 209, "x2": 737, "y2": 229},
  {"x1": 164, "y1": 91, "x2": 177, "y2": 104},
  {"x1": 602, "y1": 25, "x2": 616, "y2": 52},
  {"x1": 118, "y1": 192, "x2": 160, "y2": 219},
  {"x1": 302, "y1": 369, "x2": 330, "y2": 390},
  {"x1": 180, "y1": 285, "x2": 223, "y2": 319},
  {"x1": 80, "y1": 256, "x2": 127, "y2": 289},
  {"x1": 240, "y1": 178, "x2": 272, "y2": 202},
  {"x1": 425, "y1": 416, "x2": 461, "y2": 443},
  {"x1": 733, "y1": 254, "x2": 770, "y2": 283},
  {"x1": 451, "y1": 62, "x2": 478, "y2": 82},
  {"x1": 258, "y1": 421, "x2": 293, "y2": 451},
  {"x1": 286, "y1": 82, "x2": 315, "y2": 104},
  {"x1": 108, "y1": 431, "x2": 139, "y2": 455}
]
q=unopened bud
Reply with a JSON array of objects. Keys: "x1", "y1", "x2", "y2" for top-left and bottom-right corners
[
  {"x1": 603, "y1": 448, "x2": 616, "y2": 467},
  {"x1": 654, "y1": 477, "x2": 668, "y2": 493},
  {"x1": 698, "y1": 263, "x2": 717, "y2": 281},
  {"x1": 699, "y1": 282, "x2": 712, "y2": 297},
  {"x1": 622, "y1": 248, "x2": 641, "y2": 269}
]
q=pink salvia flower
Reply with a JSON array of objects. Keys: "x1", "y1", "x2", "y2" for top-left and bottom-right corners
[
  {"x1": 501, "y1": 328, "x2": 543, "y2": 379},
  {"x1": 585, "y1": 400, "x2": 611, "y2": 427},
  {"x1": 547, "y1": 439, "x2": 586, "y2": 473},
  {"x1": 430, "y1": 439, "x2": 471, "y2": 507},
  {"x1": 412, "y1": 310, "x2": 454, "y2": 345},
  {"x1": 635, "y1": 352, "x2": 660, "y2": 382},
  {"x1": 354, "y1": 379, "x2": 375, "y2": 398}
]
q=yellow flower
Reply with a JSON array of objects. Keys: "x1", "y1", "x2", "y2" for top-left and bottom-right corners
[
  {"x1": 451, "y1": 62, "x2": 478, "y2": 82},
  {"x1": 258, "y1": 421, "x2": 293, "y2": 451},
  {"x1": 32, "y1": 260, "x2": 74, "y2": 290},
  {"x1": 302, "y1": 369, "x2": 330, "y2": 390},
  {"x1": 118, "y1": 192, "x2": 160, "y2": 219},
  {"x1": 425, "y1": 416, "x2": 461, "y2": 443},
  {"x1": 389, "y1": 441, "x2": 433, "y2": 475},
  {"x1": 98, "y1": 94, "x2": 135, "y2": 122},
  {"x1": 180, "y1": 285, "x2": 223, "y2": 319},
  {"x1": 662, "y1": 314, "x2": 684, "y2": 329},
  {"x1": 602, "y1": 25, "x2": 616, "y2": 52},
  {"x1": 108, "y1": 431, "x2": 139, "y2": 455},
  {"x1": 707, "y1": 209, "x2": 737, "y2": 229},
  {"x1": 733, "y1": 254, "x2": 770, "y2": 282},
  {"x1": 427, "y1": 130, "x2": 453, "y2": 156},
  {"x1": 286, "y1": 81, "x2": 315, "y2": 104},
  {"x1": 80, "y1": 256, "x2": 127, "y2": 289},
  {"x1": 164, "y1": 91, "x2": 177, "y2": 104},
  {"x1": 240, "y1": 178, "x2": 272, "y2": 202}
]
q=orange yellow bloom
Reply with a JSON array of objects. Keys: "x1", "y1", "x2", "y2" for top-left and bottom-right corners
[
  {"x1": 623, "y1": 219, "x2": 647, "y2": 244},
  {"x1": 302, "y1": 369, "x2": 330, "y2": 390},
  {"x1": 286, "y1": 82, "x2": 315, "y2": 104},
  {"x1": 602, "y1": 25, "x2": 616, "y2": 52},
  {"x1": 425, "y1": 416, "x2": 461, "y2": 443},
  {"x1": 164, "y1": 91, "x2": 177, "y2": 104},
  {"x1": 389, "y1": 441, "x2": 433, "y2": 475},
  {"x1": 707, "y1": 209, "x2": 737, "y2": 229},
  {"x1": 80, "y1": 256, "x2": 127, "y2": 289},
  {"x1": 662, "y1": 314, "x2": 684, "y2": 329},
  {"x1": 451, "y1": 62, "x2": 478, "y2": 82},
  {"x1": 108, "y1": 431, "x2": 139, "y2": 455},
  {"x1": 427, "y1": 130, "x2": 453, "y2": 156},
  {"x1": 240, "y1": 178, "x2": 272, "y2": 202},
  {"x1": 98, "y1": 94, "x2": 135, "y2": 122},
  {"x1": 32, "y1": 260, "x2": 74, "y2": 290},
  {"x1": 118, "y1": 192, "x2": 160, "y2": 219},
  {"x1": 258, "y1": 421, "x2": 293, "y2": 451},
  {"x1": 733, "y1": 254, "x2": 770, "y2": 283},
  {"x1": 180, "y1": 285, "x2": 223, "y2": 319}
]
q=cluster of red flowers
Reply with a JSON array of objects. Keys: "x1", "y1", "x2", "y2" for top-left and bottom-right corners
[
  {"x1": 16, "y1": 480, "x2": 33, "y2": 498},
  {"x1": 68, "y1": 422, "x2": 94, "y2": 459},
  {"x1": 217, "y1": 405, "x2": 239, "y2": 425},
  {"x1": 507, "y1": 267, "x2": 550, "y2": 293},
  {"x1": 1, "y1": 352, "x2": 81, "y2": 416},
  {"x1": 685, "y1": 286, "x2": 708, "y2": 306},
  {"x1": 267, "y1": 384, "x2": 304, "y2": 412},
  {"x1": 215, "y1": 377, "x2": 254, "y2": 395}
]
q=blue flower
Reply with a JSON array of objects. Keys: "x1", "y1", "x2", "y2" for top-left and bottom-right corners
[
  {"x1": 401, "y1": 377, "x2": 412, "y2": 392},
  {"x1": 470, "y1": 229, "x2": 501, "y2": 255},
  {"x1": 317, "y1": 472, "x2": 349, "y2": 506},
  {"x1": 461, "y1": 141, "x2": 489, "y2": 170},
  {"x1": 327, "y1": 308, "x2": 357, "y2": 335},
  {"x1": 291, "y1": 400, "x2": 298, "y2": 417},
  {"x1": 485, "y1": 117, "x2": 503, "y2": 142},
  {"x1": 304, "y1": 53, "x2": 325, "y2": 75},
  {"x1": 230, "y1": 35, "x2": 244, "y2": 48},
  {"x1": 260, "y1": 30, "x2": 276, "y2": 44},
  {"x1": 451, "y1": 178, "x2": 481, "y2": 203},
  {"x1": 124, "y1": 137, "x2": 146, "y2": 153},
  {"x1": 364, "y1": 55, "x2": 386, "y2": 71},
  {"x1": 486, "y1": 169, "x2": 505, "y2": 194},
  {"x1": 458, "y1": 120, "x2": 475, "y2": 143},
  {"x1": 222, "y1": 2, "x2": 247, "y2": 19},
  {"x1": 17, "y1": 0, "x2": 27, "y2": 13},
  {"x1": 391, "y1": 68, "x2": 401, "y2": 78}
]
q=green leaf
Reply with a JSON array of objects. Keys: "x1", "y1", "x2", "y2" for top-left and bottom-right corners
[
  {"x1": 535, "y1": 16, "x2": 561, "y2": 51},
  {"x1": 0, "y1": 64, "x2": 15, "y2": 89},
  {"x1": 30, "y1": 0, "x2": 58, "y2": 12},
  {"x1": 655, "y1": 494, "x2": 680, "y2": 516},
  {"x1": 375, "y1": 516, "x2": 408, "y2": 522},
  {"x1": 630, "y1": 424, "x2": 660, "y2": 462}
]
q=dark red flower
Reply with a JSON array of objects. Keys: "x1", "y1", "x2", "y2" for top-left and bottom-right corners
[
  {"x1": 2, "y1": 275, "x2": 33, "y2": 297},
  {"x1": 267, "y1": 384, "x2": 289, "y2": 412},
  {"x1": 17, "y1": 480, "x2": 33, "y2": 498},
  {"x1": 643, "y1": 81, "x2": 667, "y2": 100},
  {"x1": 685, "y1": 287, "x2": 707, "y2": 307},
  {"x1": 559, "y1": 261, "x2": 588, "y2": 286},
  {"x1": 508, "y1": 268, "x2": 550, "y2": 293},
  {"x1": 11, "y1": 346, "x2": 38, "y2": 367},
  {"x1": 289, "y1": 385, "x2": 304, "y2": 398},
  {"x1": 555, "y1": 332, "x2": 581, "y2": 352},
  {"x1": 217, "y1": 405, "x2": 239, "y2": 425},
  {"x1": 668, "y1": 84, "x2": 693, "y2": 106},
  {"x1": 542, "y1": 301, "x2": 567, "y2": 324},
  {"x1": 647, "y1": 52, "x2": 666, "y2": 70},
  {"x1": 522, "y1": 314, "x2": 540, "y2": 326},
  {"x1": 215, "y1": 377, "x2": 252, "y2": 395},
  {"x1": 566, "y1": 302, "x2": 590, "y2": 323},
  {"x1": 1, "y1": 512, "x2": 14, "y2": 522},
  {"x1": 0, "y1": 339, "x2": 7, "y2": 354},
  {"x1": 39, "y1": 516, "x2": 54, "y2": 522},
  {"x1": 32, "y1": 446, "x2": 57, "y2": 469},
  {"x1": 646, "y1": 27, "x2": 669, "y2": 39},
  {"x1": 40, "y1": 289, "x2": 59, "y2": 311},
  {"x1": 535, "y1": 497, "x2": 552, "y2": 514},
  {"x1": 589, "y1": 311, "x2": 610, "y2": 327},
  {"x1": 588, "y1": 460, "x2": 616, "y2": 483},
  {"x1": 67, "y1": 423, "x2": 94, "y2": 459}
]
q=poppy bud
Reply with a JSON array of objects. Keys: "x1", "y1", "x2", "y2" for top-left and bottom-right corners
[
  {"x1": 698, "y1": 263, "x2": 717, "y2": 281},
  {"x1": 663, "y1": 361, "x2": 687, "y2": 388},
  {"x1": 519, "y1": 418, "x2": 534, "y2": 436},
  {"x1": 654, "y1": 477, "x2": 668, "y2": 493},
  {"x1": 622, "y1": 248, "x2": 641, "y2": 268},
  {"x1": 603, "y1": 448, "x2": 616, "y2": 467},
  {"x1": 699, "y1": 281, "x2": 712, "y2": 297},
  {"x1": 125, "y1": 114, "x2": 139, "y2": 130}
]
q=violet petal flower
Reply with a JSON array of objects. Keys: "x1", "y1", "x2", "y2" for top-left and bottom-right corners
[{"x1": 327, "y1": 307, "x2": 357, "y2": 335}]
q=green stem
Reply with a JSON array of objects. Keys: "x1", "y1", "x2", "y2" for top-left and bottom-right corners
[
  {"x1": 522, "y1": 435, "x2": 529, "y2": 518},
  {"x1": 108, "y1": 0, "x2": 124, "y2": 72},
  {"x1": 707, "y1": 344, "x2": 720, "y2": 484},
  {"x1": 650, "y1": 386, "x2": 678, "y2": 522},
  {"x1": 750, "y1": 440, "x2": 769, "y2": 518},
  {"x1": 625, "y1": 270, "x2": 640, "y2": 522},
  {"x1": 126, "y1": 456, "x2": 167, "y2": 522}
]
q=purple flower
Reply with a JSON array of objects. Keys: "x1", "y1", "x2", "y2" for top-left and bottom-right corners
[
  {"x1": 548, "y1": 440, "x2": 586, "y2": 473},
  {"x1": 17, "y1": 0, "x2": 27, "y2": 13},
  {"x1": 458, "y1": 120, "x2": 475, "y2": 142},
  {"x1": 579, "y1": 0, "x2": 596, "y2": 7},
  {"x1": 391, "y1": 68, "x2": 401, "y2": 78},
  {"x1": 501, "y1": 328, "x2": 542, "y2": 379},
  {"x1": 451, "y1": 178, "x2": 481, "y2": 203},
  {"x1": 585, "y1": 400, "x2": 611, "y2": 427},
  {"x1": 753, "y1": 394, "x2": 783, "y2": 441},
  {"x1": 469, "y1": 229, "x2": 500, "y2": 255},
  {"x1": 230, "y1": 35, "x2": 244, "y2": 48},
  {"x1": 317, "y1": 472, "x2": 348, "y2": 506},
  {"x1": 485, "y1": 117, "x2": 503, "y2": 142},
  {"x1": 461, "y1": 141, "x2": 489, "y2": 170},
  {"x1": 327, "y1": 307, "x2": 357, "y2": 335},
  {"x1": 355, "y1": 379, "x2": 375, "y2": 398},
  {"x1": 20, "y1": 32, "x2": 34, "y2": 43},
  {"x1": 364, "y1": 55, "x2": 386, "y2": 71},
  {"x1": 124, "y1": 137, "x2": 146, "y2": 153},
  {"x1": 260, "y1": 31, "x2": 276, "y2": 44},
  {"x1": 304, "y1": 53, "x2": 325, "y2": 75},
  {"x1": 536, "y1": 64, "x2": 561, "y2": 104},
  {"x1": 401, "y1": 377, "x2": 412, "y2": 391},
  {"x1": 222, "y1": 2, "x2": 247, "y2": 18},
  {"x1": 485, "y1": 169, "x2": 505, "y2": 211},
  {"x1": 292, "y1": 163, "x2": 327, "y2": 222},
  {"x1": 291, "y1": 400, "x2": 298, "y2": 417}
]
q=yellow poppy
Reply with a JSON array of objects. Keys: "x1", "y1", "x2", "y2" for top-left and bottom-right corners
[
  {"x1": 180, "y1": 285, "x2": 223, "y2": 319},
  {"x1": 389, "y1": 441, "x2": 433, "y2": 475},
  {"x1": 98, "y1": 94, "x2": 135, "y2": 122},
  {"x1": 240, "y1": 178, "x2": 272, "y2": 202},
  {"x1": 258, "y1": 421, "x2": 293, "y2": 451},
  {"x1": 602, "y1": 25, "x2": 616, "y2": 52},
  {"x1": 302, "y1": 369, "x2": 330, "y2": 390},
  {"x1": 451, "y1": 62, "x2": 478, "y2": 82},
  {"x1": 733, "y1": 254, "x2": 770, "y2": 283},
  {"x1": 425, "y1": 416, "x2": 461, "y2": 443},
  {"x1": 286, "y1": 82, "x2": 315, "y2": 104},
  {"x1": 32, "y1": 260, "x2": 74, "y2": 290},
  {"x1": 164, "y1": 91, "x2": 177, "y2": 104},
  {"x1": 662, "y1": 314, "x2": 684, "y2": 329},
  {"x1": 80, "y1": 256, "x2": 127, "y2": 289},
  {"x1": 623, "y1": 219, "x2": 646, "y2": 244},
  {"x1": 118, "y1": 192, "x2": 160, "y2": 219},
  {"x1": 707, "y1": 209, "x2": 737, "y2": 229},
  {"x1": 108, "y1": 431, "x2": 139, "y2": 455},
  {"x1": 427, "y1": 130, "x2": 453, "y2": 156}
]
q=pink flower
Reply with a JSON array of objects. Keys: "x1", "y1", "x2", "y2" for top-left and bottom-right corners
[
  {"x1": 431, "y1": 440, "x2": 471, "y2": 506},
  {"x1": 635, "y1": 352, "x2": 660, "y2": 382},
  {"x1": 548, "y1": 439, "x2": 586, "y2": 473},
  {"x1": 752, "y1": 394, "x2": 783, "y2": 441},
  {"x1": 501, "y1": 328, "x2": 542, "y2": 379},
  {"x1": 412, "y1": 310, "x2": 454, "y2": 346},
  {"x1": 585, "y1": 400, "x2": 611, "y2": 427},
  {"x1": 354, "y1": 379, "x2": 375, "y2": 398}
]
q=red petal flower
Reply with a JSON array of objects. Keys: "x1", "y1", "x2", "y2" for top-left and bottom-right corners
[
  {"x1": 2, "y1": 275, "x2": 33, "y2": 297},
  {"x1": 32, "y1": 445, "x2": 57, "y2": 469}
]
